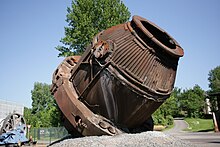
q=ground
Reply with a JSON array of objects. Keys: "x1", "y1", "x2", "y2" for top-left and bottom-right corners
[{"x1": 165, "y1": 118, "x2": 220, "y2": 147}]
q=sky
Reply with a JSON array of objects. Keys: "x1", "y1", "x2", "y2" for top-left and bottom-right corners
[{"x1": 0, "y1": 0, "x2": 219, "y2": 107}]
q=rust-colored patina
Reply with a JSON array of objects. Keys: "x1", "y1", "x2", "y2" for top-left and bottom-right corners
[{"x1": 51, "y1": 15, "x2": 184, "y2": 136}]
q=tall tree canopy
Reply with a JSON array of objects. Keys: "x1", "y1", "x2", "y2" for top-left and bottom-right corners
[
  {"x1": 180, "y1": 85, "x2": 205, "y2": 118},
  {"x1": 28, "y1": 82, "x2": 62, "y2": 127},
  {"x1": 153, "y1": 85, "x2": 206, "y2": 126},
  {"x1": 31, "y1": 82, "x2": 54, "y2": 113},
  {"x1": 208, "y1": 66, "x2": 220, "y2": 93},
  {"x1": 56, "y1": 0, "x2": 130, "y2": 57},
  {"x1": 208, "y1": 66, "x2": 220, "y2": 111}
]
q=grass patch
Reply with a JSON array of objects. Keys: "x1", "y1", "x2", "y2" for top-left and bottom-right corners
[{"x1": 184, "y1": 118, "x2": 214, "y2": 132}]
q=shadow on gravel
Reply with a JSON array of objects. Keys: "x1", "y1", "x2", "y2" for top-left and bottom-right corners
[
  {"x1": 208, "y1": 141, "x2": 220, "y2": 144},
  {"x1": 48, "y1": 135, "x2": 79, "y2": 147}
]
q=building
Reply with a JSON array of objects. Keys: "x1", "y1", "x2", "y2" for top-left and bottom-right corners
[{"x1": 0, "y1": 99, "x2": 24, "y2": 123}]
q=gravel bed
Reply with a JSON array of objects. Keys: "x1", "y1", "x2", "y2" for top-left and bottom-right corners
[{"x1": 50, "y1": 131, "x2": 197, "y2": 147}]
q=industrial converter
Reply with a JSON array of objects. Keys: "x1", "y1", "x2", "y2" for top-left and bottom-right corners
[{"x1": 51, "y1": 15, "x2": 184, "y2": 137}]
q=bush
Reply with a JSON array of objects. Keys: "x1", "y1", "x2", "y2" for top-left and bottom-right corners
[
  {"x1": 152, "y1": 114, "x2": 174, "y2": 126},
  {"x1": 166, "y1": 115, "x2": 174, "y2": 125}
]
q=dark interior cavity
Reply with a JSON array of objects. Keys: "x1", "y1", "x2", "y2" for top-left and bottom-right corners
[{"x1": 140, "y1": 21, "x2": 176, "y2": 49}]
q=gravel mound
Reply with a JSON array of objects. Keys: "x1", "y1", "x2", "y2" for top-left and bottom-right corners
[{"x1": 50, "y1": 131, "x2": 197, "y2": 147}]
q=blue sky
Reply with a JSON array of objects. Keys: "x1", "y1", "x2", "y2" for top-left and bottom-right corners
[{"x1": 0, "y1": 0, "x2": 219, "y2": 107}]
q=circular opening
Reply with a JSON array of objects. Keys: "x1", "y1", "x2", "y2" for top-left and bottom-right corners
[
  {"x1": 75, "y1": 115, "x2": 81, "y2": 123},
  {"x1": 108, "y1": 126, "x2": 116, "y2": 134},
  {"x1": 99, "y1": 121, "x2": 108, "y2": 129},
  {"x1": 131, "y1": 16, "x2": 184, "y2": 57},
  {"x1": 140, "y1": 20, "x2": 176, "y2": 49}
]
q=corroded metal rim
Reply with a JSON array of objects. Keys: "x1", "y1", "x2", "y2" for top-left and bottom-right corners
[
  {"x1": 131, "y1": 15, "x2": 184, "y2": 57},
  {"x1": 51, "y1": 15, "x2": 184, "y2": 136},
  {"x1": 51, "y1": 56, "x2": 123, "y2": 136}
]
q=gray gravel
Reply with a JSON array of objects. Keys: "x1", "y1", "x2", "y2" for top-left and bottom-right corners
[{"x1": 50, "y1": 131, "x2": 197, "y2": 147}]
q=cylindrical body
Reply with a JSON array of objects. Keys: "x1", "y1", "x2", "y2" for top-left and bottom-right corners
[
  {"x1": 70, "y1": 16, "x2": 183, "y2": 129},
  {"x1": 51, "y1": 15, "x2": 184, "y2": 136}
]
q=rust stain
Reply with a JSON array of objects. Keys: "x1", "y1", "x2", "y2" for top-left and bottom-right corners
[{"x1": 51, "y1": 15, "x2": 184, "y2": 136}]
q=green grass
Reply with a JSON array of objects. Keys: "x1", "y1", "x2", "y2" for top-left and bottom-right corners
[{"x1": 184, "y1": 118, "x2": 214, "y2": 132}]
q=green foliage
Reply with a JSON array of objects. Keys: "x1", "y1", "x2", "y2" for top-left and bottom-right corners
[
  {"x1": 180, "y1": 85, "x2": 206, "y2": 118},
  {"x1": 31, "y1": 82, "x2": 54, "y2": 113},
  {"x1": 24, "y1": 107, "x2": 32, "y2": 125},
  {"x1": 56, "y1": 0, "x2": 131, "y2": 57},
  {"x1": 208, "y1": 66, "x2": 220, "y2": 111},
  {"x1": 171, "y1": 87, "x2": 186, "y2": 117},
  {"x1": 24, "y1": 82, "x2": 62, "y2": 128},
  {"x1": 153, "y1": 85, "x2": 206, "y2": 126},
  {"x1": 153, "y1": 94, "x2": 177, "y2": 126},
  {"x1": 208, "y1": 66, "x2": 220, "y2": 93}
]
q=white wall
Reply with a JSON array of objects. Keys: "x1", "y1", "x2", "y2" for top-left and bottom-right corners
[{"x1": 0, "y1": 99, "x2": 24, "y2": 121}]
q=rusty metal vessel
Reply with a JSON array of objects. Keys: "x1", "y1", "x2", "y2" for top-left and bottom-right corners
[{"x1": 51, "y1": 15, "x2": 184, "y2": 136}]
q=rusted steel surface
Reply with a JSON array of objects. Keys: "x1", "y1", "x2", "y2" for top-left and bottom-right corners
[{"x1": 51, "y1": 15, "x2": 184, "y2": 136}]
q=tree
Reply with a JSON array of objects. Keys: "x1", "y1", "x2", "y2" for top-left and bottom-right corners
[
  {"x1": 180, "y1": 85, "x2": 205, "y2": 118},
  {"x1": 208, "y1": 66, "x2": 220, "y2": 93},
  {"x1": 153, "y1": 85, "x2": 206, "y2": 126},
  {"x1": 30, "y1": 82, "x2": 62, "y2": 127},
  {"x1": 31, "y1": 82, "x2": 54, "y2": 114},
  {"x1": 170, "y1": 87, "x2": 183, "y2": 117},
  {"x1": 208, "y1": 66, "x2": 220, "y2": 111},
  {"x1": 152, "y1": 88, "x2": 181, "y2": 126},
  {"x1": 56, "y1": 0, "x2": 130, "y2": 57},
  {"x1": 153, "y1": 95, "x2": 175, "y2": 126},
  {"x1": 23, "y1": 107, "x2": 32, "y2": 125}
]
